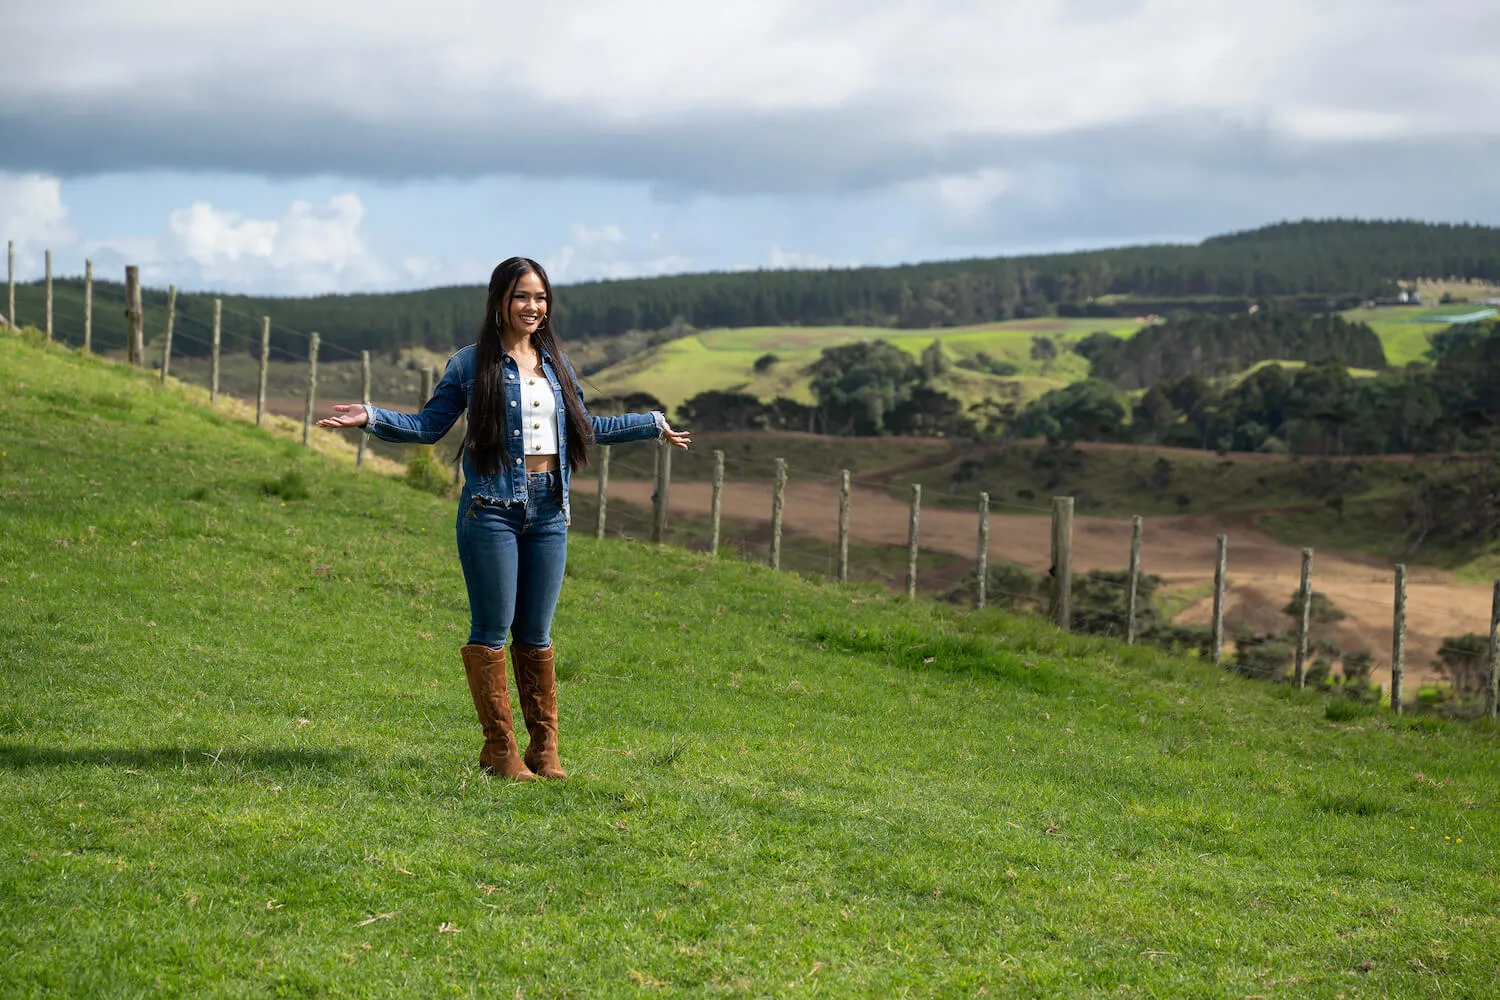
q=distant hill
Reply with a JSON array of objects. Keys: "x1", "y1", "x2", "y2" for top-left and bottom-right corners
[{"x1": 13, "y1": 218, "x2": 1500, "y2": 359}]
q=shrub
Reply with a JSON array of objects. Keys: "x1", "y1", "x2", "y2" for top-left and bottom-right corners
[
  {"x1": 1072, "y1": 569, "x2": 1165, "y2": 639},
  {"x1": 1234, "y1": 635, "x2": 1294, "y2": 681},
  {"x1": 1342, "y1": 650, "x2": 1374, "y2": 682},
  {"x1": 261, "y1": 467, "x2": 310, "y2": 501},
  {"x1": 1325, "y1": 699, "x2": 1372, "y2": 721},
  {"x1": 1433, "y1": 633, "x2": 1489, "y2": 697},
  {"x1": 1283, "y1": 590, "x2": 1347, "y2": 624},
  {"x1": 406, "y1": 447, "x2": 453, "y2": 497},
  {"x1": 1305, "y1": 658, "x2": 1332, "y2": 687},
  {"x1": 753, "y1": 353, "x2": 779, "y2": 373},
  {"x1": 945, "y1": 559, "x2": 1047, "y2": 614}
]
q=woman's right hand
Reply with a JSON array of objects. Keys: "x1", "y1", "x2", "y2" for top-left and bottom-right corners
[{"x1": 316, "y1": 404, "x2": 370, "y2": 429}]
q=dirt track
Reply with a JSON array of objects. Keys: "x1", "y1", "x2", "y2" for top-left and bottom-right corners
[{"x1": 582, "y1": 478, "x2": 1490, "y2": 689}]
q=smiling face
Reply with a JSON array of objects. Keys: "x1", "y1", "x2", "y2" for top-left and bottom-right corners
[{"x1": 502, "y1": 269, "x2": 548, "y2": 339}]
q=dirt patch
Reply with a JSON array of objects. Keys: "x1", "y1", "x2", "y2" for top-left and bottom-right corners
[{"x1": 581, "y1": 477, "x2": 1490, "y2": 688}]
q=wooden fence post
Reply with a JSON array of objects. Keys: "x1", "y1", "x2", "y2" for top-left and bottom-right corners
[
  {"x1": 905, "y1": 484, "x2": 922, "y2": 599},
  {"x1": 1050, "y1": 497, "x2": 1074, "y2": 630},
  {"x1": 1126, "y1": 515, "x2": 1143, "y2": 644},
  {"x1": 709, "y1": 449, "x2": 724, "y2": 556},
  {"x1": 125, "y1": 265, "x2": 143, "y2": 366},
  {"x1": 595, "y1": 445, "x2": 610, "y2": 539},
  {"x1": 1212, "y1": 534, "x2": 1228, "y2": 668},
  {"x1": 1391, "y1": 564, "x2": 1407, "y2": 716},
  {"x1": 770, "y1": 458, "x2": 786, "y2": 570},
  {"x1": 976, "y1": 491, "x2": 990, "y2": 610},
  {"x1": 5, "y1": 240, "x2": 13, "y2": 329},
  {"x1": 302, "y1": 333, "x2": 319, "y2": 447},
  {"x1": 210, "y1": 298, "x2": 222, "y2": 404},
  {"x1": 159, "y1": 284, "x2": 176, "y2": 382},
  {"x1": 44, "y1": 249, "x2": 52, "y2": 341},
  {"x1": 357, "y1": 350, "x2": 371, "y2": 468},
  {"x1": 651, "y1": 437, "x2": 671, "y2": 543},
  {"x1": 837, "y1": 469, "x2": 851, "y2": 583},
  {"x1": 1295, "y1": 548, "x2": 1313, "y2": 688},
  {"x1": 82, "y1": 259, "x2": 92, "y2": 353},
  {"x1": 1487, "y1": 580, "x2": 1500, "y2": 722},
  {"x1": 255, "y1": 316, "x2": 270, "y2": 426},
  {"x1": 421, "y1": 366, "x2": 434, "y2": 403}
]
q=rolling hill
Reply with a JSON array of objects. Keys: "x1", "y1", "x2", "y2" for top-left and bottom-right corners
[
  {"x1": 10, "y1": 219, "x2": 1500, "y2": 359},
  {"x1": 3, "y1": 328, "x2": 1499, "y2": 996}
]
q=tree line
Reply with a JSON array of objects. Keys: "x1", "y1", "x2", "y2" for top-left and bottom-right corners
[
  {"x1": 13, "y1": 218, "x2": 1500, "y2": 355},
  {"x1": 1020, "y1": 317, "x2": 1499, "y2": 456},
  {"x1": 668, "y1": 312, "x2": 1500, "y2": 461}
]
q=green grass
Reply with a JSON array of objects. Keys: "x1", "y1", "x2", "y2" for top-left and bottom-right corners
[
  {"x1": 4, "y1": 332, "x2": 1500, "y2": 997},
  {"x1": 589, "y1": 318, "x2": 1143, "y2": 413},
  {"x1": 590, "y1": 308, "x2": 1466, "y2": 413}
]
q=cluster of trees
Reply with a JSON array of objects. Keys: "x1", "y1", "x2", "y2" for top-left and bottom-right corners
[
  {"x1": 675, "y1": 339, "x2": 975, "y2": 437},
  {"x1": 1020, "y1": 319, "x2": 1500, "y2": 456},
  {"x1": 21, "y1": 220, "x2": 1500, "y2": 357},
  {"x1": 1078, "y1": 309, "x2": 1387, "y2": 389}
]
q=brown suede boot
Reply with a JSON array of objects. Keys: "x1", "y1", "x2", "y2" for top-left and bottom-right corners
[
  {"x1": 460, "y1": 644, "x2": 535, "y2": 781},
  {"x1": 512, "y1": 645, "x2": 568, "y2": 780}
]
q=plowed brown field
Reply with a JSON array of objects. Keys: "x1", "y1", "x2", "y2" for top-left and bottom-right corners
[{"x1": 581, "y1": 477, "x2": 1490, "y2": 690}]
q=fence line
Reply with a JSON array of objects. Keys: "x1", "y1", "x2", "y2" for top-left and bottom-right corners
[{"x1": 12, "y1": 247, "x2": 1499, "y2": 721}]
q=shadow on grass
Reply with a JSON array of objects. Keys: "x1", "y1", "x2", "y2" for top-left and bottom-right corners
[
  {"x1": 802, "y1": 623, "x2": 1067, "y2": 695},
  {"x1": 0, "y1": 745, "x2": 357, "y2": 771}
]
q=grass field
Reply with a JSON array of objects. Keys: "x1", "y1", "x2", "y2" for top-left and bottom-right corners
[
  {"x1": 588, "y1": 305, "x2": 1472, "y2": 414},
  {"x1": 588, "y1": 318, "x2": 1144, "y2": 413},
  {"x1": 4, "y1": 332, "x2": 1500, "y2": 997}
]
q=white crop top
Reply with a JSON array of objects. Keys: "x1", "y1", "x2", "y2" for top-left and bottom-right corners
[{"x1": 519, "y1": 376, "x2": 559, "y2": 456}]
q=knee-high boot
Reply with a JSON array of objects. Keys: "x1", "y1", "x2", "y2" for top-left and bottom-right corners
[
  {"x1": 511, "y1": 645, "x2": 568, "y2": 780},
  {"x1": 460, "y1": 644, "x2": 535, "y2": 781}
]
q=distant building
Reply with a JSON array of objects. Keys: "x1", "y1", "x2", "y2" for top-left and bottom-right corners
[{"x1": 1370, "y1": 289, "x2": 1422, "y2": 308}]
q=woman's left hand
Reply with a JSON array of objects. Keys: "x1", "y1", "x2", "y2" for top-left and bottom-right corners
[{"x1": 663, "y1": 424, "x2": 692, "y2": 450}]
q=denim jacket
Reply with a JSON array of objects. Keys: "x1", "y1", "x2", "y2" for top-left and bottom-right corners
[{"x1": 364, "y1": 344, "x2": 663, "y2": 524}]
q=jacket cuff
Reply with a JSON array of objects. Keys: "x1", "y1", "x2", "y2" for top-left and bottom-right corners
[{"x1": 651, "y1": 410, "x2": 667, "y2": 436}]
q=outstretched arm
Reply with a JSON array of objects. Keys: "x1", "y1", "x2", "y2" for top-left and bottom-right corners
[
  {"x1": 317, "y1": 404, "x2": 370, "y2": 429},
  {"x1": 319, "y1": 362, "x2": 465, "y2": 444}
]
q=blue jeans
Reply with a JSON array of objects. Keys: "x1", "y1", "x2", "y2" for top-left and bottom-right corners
[{"x1": 456, "y1": 471, "x2": 568, "y2": 650}]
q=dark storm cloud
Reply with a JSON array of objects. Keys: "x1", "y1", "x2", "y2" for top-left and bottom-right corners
[{"x1": 3, "y1": 0, "x2": 1498, "y2": 246}]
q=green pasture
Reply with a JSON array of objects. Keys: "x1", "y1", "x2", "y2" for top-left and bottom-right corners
[
  {"x1": 590, "y1": 318, "x2": 1142, "y2": 413},
  {"x1": 4, "y1": 332, "x2": 1500, "y2": 997},
  {"x1": 590, "y1": 307, "x2": 1466, "y2": 413}
]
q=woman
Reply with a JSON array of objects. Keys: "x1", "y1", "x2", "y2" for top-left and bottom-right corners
[{"x1": 318, "y1": 257, "x2": 690, "y2": 781}]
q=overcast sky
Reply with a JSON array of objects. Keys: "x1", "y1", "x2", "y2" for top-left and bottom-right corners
[{"x1": 2, "y1": 0, "x2": 1497, "y2": 296}]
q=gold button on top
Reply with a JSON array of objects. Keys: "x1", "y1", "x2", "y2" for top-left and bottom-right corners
[
  {"x1": 533, "y1": 400, "x2": 540, "y2": 407},
  {"x1": 533, "y1": 422, "x2": 540, "y2": 428}
]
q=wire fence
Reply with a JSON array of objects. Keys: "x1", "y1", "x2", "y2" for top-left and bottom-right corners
[{"x1": 8, "y1": 247, "x2": 1499, "y2": 720}]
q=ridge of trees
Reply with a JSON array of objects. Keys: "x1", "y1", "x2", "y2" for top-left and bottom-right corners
[
  {"x1": 1020, "y1": 319, "x2": 1500, "y2": 455},
  {"x1": 14, "y1": 218, "x2": 1500, "y2": 357},
  {"x1": 1081, "y1": 309, "x2": 1388, "y2": 390}
]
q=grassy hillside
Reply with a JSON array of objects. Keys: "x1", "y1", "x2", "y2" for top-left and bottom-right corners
[
  {"x1": 585, "y1": 307, "x2": 1469, "y2": 415},
  {"x1": 3, "y1": 332, "x2": 1499, "y2": 997},
  {"x1": 589, "y1": 317, "x2": 1144, "y2": 412}
]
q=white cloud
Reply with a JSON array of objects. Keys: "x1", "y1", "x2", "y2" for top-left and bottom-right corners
[
  {"x1": 767, "y1": 247, "x2": 857, "y2": 270},
  {"x1": 13, "y1": 181, "x2": 412, "y2": 292},
  {"x1": 549, "y1": 223, "x2": 693, "y2": 282},
  {"x1": 926, "y1": 169, "x2": 1016, "y2": 219},
  {"x1": 402, "y1": 255, "x2": 443, "y2": 281},
  {"x1": 168, "y1": 202, "x2": 276, "y2": 266},
  {"x1": 0, "y1": 172, "x2": 78, "y2": 277},
  {"x1": 154, "y1": 193, "x2": 391, "y2": 291}
]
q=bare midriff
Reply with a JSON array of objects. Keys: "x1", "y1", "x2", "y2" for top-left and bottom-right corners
[{"x1": 526, "y1": 455, "x2": 560, "y2": 472}]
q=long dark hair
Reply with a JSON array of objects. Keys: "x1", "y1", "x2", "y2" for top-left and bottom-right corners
[{"x1": 468, "y1": 257, "x2": 593, "y2": 476}]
